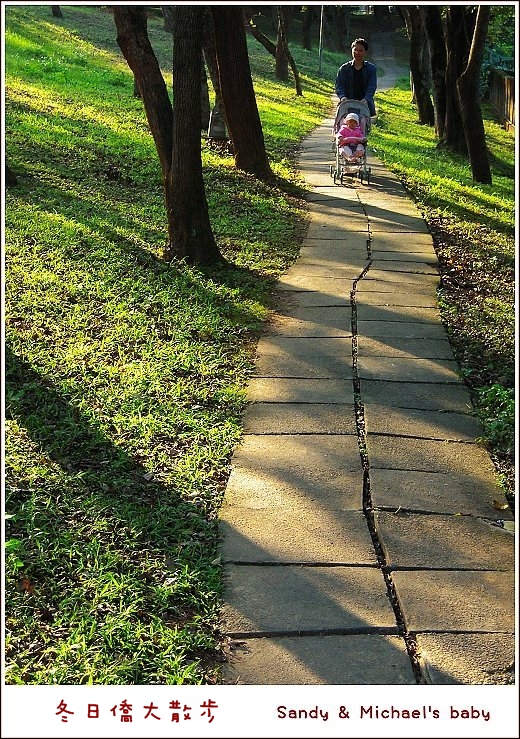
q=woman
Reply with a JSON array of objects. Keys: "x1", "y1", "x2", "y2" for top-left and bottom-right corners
[{"x1": 335, "y1": 38, "x2": 377, "y2": 117}]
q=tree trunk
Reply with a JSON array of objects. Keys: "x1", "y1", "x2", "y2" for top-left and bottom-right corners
[
  {"x1": 442, "y1": 6, "x2": 476, "y2": 153},
  {"x1": 166, "y1": 6, "x2": 223, "y2": 266},
  {"x1": 202, "y1": 8, "x2": 228, "y2": 139},
  {"x1": 457, "y1": 6, "x2": 492, "y2": 183},
  {"x1": 421, "y1": 5, "x2": 447, "y2": 139},
  {"x1": 114, "y1": 7, "x2": 173, "y2": 179},
  {"x1": 275, "y1": 8, "x2": 289, "y2": 81},
  {"x1": 5, "y1": 161, "x2": 18, "y2": 187},
  {"x1": 210, "y1": 7, "x2": 273, "y2": 179},
  {"x1": 162, "y1": 6, "x2": 173, "y2": 33},
  {"x1": 277, "y1": 6, "x2": 303, "y2": 95},
  {"x1": 200, "y1": 56, "x2": 211, "y2": 132},
  {"x1": 51, "y1": 6, "x2": 63, "y2": 19},
  {"x1": 301, "y1": 6, "x2": 314, "y2": 51},
  {"x1": 405, "y1": 7, "x2": 434, "y2": 125},
  {"x1": 244, "y1": 7, "x2": 276, "y2": 56}
]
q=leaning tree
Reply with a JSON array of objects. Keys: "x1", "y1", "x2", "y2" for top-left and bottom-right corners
[{"x1": 113, "y1": 6, "x2": 223, "y2": 265}]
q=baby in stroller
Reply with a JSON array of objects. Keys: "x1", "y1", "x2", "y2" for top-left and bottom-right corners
[
  {"x1": 336, "y1": 112, "x2": 365, "y2": 162},
  {"x1": 330, "y1": 98, "x2": 372, "y2": 184}
]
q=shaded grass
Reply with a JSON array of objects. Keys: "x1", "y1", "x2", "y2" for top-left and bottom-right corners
[{"x1": 369, "y1": 79, "x2": 515, "y2": 499}]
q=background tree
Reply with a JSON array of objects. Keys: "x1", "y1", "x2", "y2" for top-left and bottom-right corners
[
  {"x1": 401, "y1": 6, "x2": 434, "y2": 125},
  {"x1": 442, "y1": 5, "x2": 477, "y2": 153},
  {"x1": 51, "y1": 6, "x2": 63, "y2": 18},
  {"x1": 456, "y1": 4, "x2": 491, "y2": 183},
  {"x1": 420, "y1": 5, "x2": 447, "y2": 139},
  {"x1": 244, "y1": 6, "x2": 302, "y2": 96},
  {"x1": 210, "y1": 6, "x2": 273, "y2": 179}
]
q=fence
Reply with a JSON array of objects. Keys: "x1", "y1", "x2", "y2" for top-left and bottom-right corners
[{"x1": 487, "y1": 69, "x2": 515, "y2": 131}]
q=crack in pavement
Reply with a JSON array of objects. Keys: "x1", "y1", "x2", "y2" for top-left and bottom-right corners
[{"x1": 350, "y1": 196, "x2": 428, "y2": 685}]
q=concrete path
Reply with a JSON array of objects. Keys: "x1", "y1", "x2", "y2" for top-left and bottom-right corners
[{"x1": 218, "y1": 41, "x2": 515, "y2": 686}]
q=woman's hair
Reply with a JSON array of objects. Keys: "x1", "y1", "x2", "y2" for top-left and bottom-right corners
[{"x1": 351, "y1": 38, "x2": 369, "y2": 51}]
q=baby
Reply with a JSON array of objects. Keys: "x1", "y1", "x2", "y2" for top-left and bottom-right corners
[{"x1": 337, "y1": 112, "x2": 365, "y2": 161}]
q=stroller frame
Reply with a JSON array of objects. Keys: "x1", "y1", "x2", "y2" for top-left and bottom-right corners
[{"x1": 330, "y1": 99, "x2": 373, "y2": 185}]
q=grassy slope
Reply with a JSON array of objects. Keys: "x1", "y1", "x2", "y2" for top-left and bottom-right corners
[
  {"x1": 4, "y1": 5, "x2": 336, "y2": 685},
  {"x1": 4, "y1": 6, "x2": 515, "y2": 685}
]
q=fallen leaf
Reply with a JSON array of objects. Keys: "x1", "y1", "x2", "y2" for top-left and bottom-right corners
[
  {"x1": 493, "y1": 499, "x2": 510, "y2": 510},
  {"x1": 19, "y1": 576, "x2": 35, "y2": 594},
  {"x1": 503, "y1": 521, "x2": 515, "y2": 533}
]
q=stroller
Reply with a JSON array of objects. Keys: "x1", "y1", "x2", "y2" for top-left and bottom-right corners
[{"x1": 330, "y1": 99, "x2": 372, "y2": 185}]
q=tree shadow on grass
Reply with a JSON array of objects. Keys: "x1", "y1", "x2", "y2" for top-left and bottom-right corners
[{"x1": 4, "y1": 344, "x2": 229, "y2": 684}]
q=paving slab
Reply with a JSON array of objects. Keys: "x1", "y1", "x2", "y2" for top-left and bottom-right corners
[
  {"x1": 306, "y1": 222, "x2": 370, "y2": 240},
  {"x1": 357, "y1": 304, "x2": 442, "y2": 323},
  {"x1": 224, "y1": 467, "x2": 363, "y2": 511},
  {"x1": 256, "y1": 335, "x2": 353, "y2": 358},
  {"x1": 223, "y1": 634, "x2": 415, "y2": 684},
  {"x1": 363, "y1": 270, "x2": 439, "y2": 286},
  {"x1": 369, "y1": 468, "x2": 511, "y2": 518},
  {"x1": 357, "y1": 322, "x2": 449, "y2": 341},
  {"x1": 392, "y1": 570, "x2": 514, "y2": 632},
  {"x1": 368, "y1": 215, "x2": 430, "y2": 232},
  {"x1": 356, "y1": 278, "x2": 438, "y2": 295},
  {"x1": 220, "y1": 509, "x2": 375, "y2": 564},
  {"x1": 368, "y1": 259, "x2": 438, "y2": 274},
  {"x1": 368, "y1": 436, "x2": 499, "y2": 477},
  {"x1": 221, "y1": 565, "x2": 398, "y2": 636},
  {"x1": 299, "y1": 249, "x2": 369, "y2": 269},
  {"x1": 283, "y1": 264, "x2": 367, "y2": 280},
  {"x1": 375, "y1": 511, "x2": 515, "y2": 570},
  {"x1": 242, "y1": 402, "x2": 356, "y2": 434},
  {"x1": 364, "y1": 203, "x2": 426, "y2": 220},
  {"x1": 275, "y1": 289, "x2": 350, "y2": 307},
  {"x1": 277, "y1": 275, "x2": 356, "y2": 294},
  {"x1": 274, "y1": 304, "x2": 353, "y2": 323},
  {"x1": 371, "y1": 251, "x2": 438, "y2": 265},
  {"x1": 268, "y1": 313, "x2": 351, "y2": 338},
  {"x1": 255, "y1": 351, "x2": 353, "y2": 379},
  {"x1": 417, "y1": 633, "x2": 515, "y2": 685},
  {"x1": 356, "y1": 291, "x2": 439, "y2": 307},
  {"x1": 357, "y1": 337, "x2": 455, "y2": 359},
  {"x1": 307, "y1": 188, "x2": 361, "y2": 202},
  {"x1": 364, "y1": 405, "x2": 483, "y2": 441},
  {"x1": 360, "y1": 379, "x2": 473, "y2": 412},
  {"x1": 358, "y1": 356, "x2": 460, "y2": 382},
  {"x1": 307, "y1": 204, "x2": 366, "y2": 221},
  {"x1": 369, "y1": 231, "x2": 435, "y2": 249},
  {"x1": 247, "y1": 377, "x2": 354, "y2": 403}
]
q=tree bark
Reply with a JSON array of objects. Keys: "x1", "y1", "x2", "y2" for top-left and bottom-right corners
[
  {"x1": 405, "y1": 7, "x2": 434, "y2": 125},
  {"x1": 166, "y1": 6, "x2": 223, "y2": 265},
  {"x1": 275, "y1": 7, "x2": 289, "y2": 81},
  {"x1": 244, "y1": 7, "x2": 276, "y2": 56},
  {"x1": 421, "y1": 5, "x2": 447, "y2": 139},
  {"x1": 301, "y1": 6, "x2": 314, "y2": 51},
  {"x1": 5, "y1": 161, "x2": 18, "y2": 187},
  {"x1": 210, "y1": 7, "x2": 273, "y2": 179},
  {"x1": 114, "y1": 7, "x2": 173, "y2": 179},
  {"x1": 442, "y1": 6, "x2": 476, "y2": 153},
  {"x1": 276, "y1": 6, "x2": 303, "y2": 95},
  {"x1": 457, "y1": 5, "x2": 492, "y2": 183}
]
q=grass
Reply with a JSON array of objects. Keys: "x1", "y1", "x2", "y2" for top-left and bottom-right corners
[
  {"x1": 4, "y1": 4, "x2": 336, "y2": 685},
  {"x1": 4, "y1": 5, "x2": 515, "y2": 685},
  {"x1": 369, "y1": 78, "x2": 515, "y2": 498}
]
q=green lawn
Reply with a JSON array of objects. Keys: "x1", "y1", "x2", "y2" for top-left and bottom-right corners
[{"x1": 4, "y1": 6, "x2": 515, "y2": 685}]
